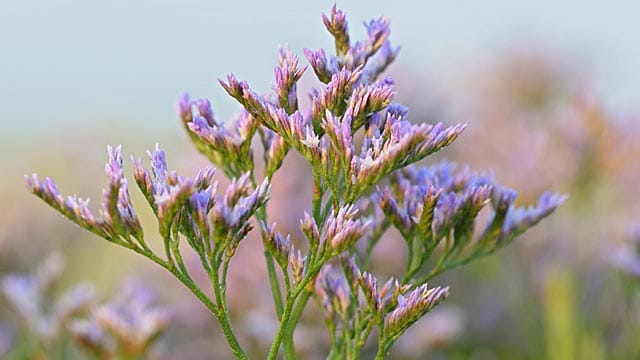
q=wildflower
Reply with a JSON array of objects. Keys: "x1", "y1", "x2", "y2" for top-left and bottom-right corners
[{"x1": 26, "y1": 6, "x2": 565, "y2": 359}]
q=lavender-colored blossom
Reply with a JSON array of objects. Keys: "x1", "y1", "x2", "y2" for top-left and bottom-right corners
[
  {"x1": 378, "y1": 186, "x2": 413, "y2": 235},
  {"x1": 262, "y1": 105, "x2": 319, "y2": 161},
  {"x1": 363, "y1": 17, "x2": 391, "y2": 57},
  {"x1": 491, "y1": 184, "x2": 518, "y2": 212},
  {"x1": 156, "y1": 175, "x2": 194, "y2": 238},
  {"x1": 358, "y1": 272, "x2": 405, "y2": 314},
  {"x1": 343, "y1": 16, "x2": 391, "y2": 70},
  {"x1": 503, "y1": 191, "x2": 568, "y2": 236},
  {"x1": 102, "y1": 145, "x2": 143, "y2": 240},
  {"x1": 147, "y1": 144, "x2": 168, "y2": 191},
  {"x1": 361, "y1": 41, "x2": 400, "y2": 83},
  {"x1": 348, "y1": 76, "x2": 396, "y2": 129},
  {"x1": 320, "y1": 5, "x2": 395, "y2": 77},
  {"x1": 289, "y1": 249, "x2": 307, "y2": 285},
  {"x1": 300, "y1": 211, "x2": 320, "y2": 253},
  {"x1": 26, "y1": 146, "x2": 142, "y2": 242},
  {"x1": 347, "y1": 117, "x2": 466, "y2": 201},
  {"x1": 185, "y1": 106, "x2": 258, "y2": 177},
  {"x1": 378, "y1": 277, "x2": 406, "y2": 312},
  {"x1": 212, "y1": 176, "x2": 270, "y2": 232},
  {"x1": 386, "y1": 284, "x2": 449, "y2": 337},
  {"x1": 175, "y1": 92, "x2": 192, "y2": 124},
  {"x1": 53, "y1": 284, "x2": 96, "y2": 323},
  {"x1": 260, "y1": 127, "x2": 289, "y2": 178},
  {"x1": 69, "y1": 319, "x2": 115, "y2": 358},
  {"x1": 322, "y1": 204, "x2": 371, "y2": 254},
  {"x1": 219, "y1": 74, "x2": 271, "y2": 128},
  {"x1": 2, "y1": 275, "x2": 42, "y2": 335},
  {"x1": 274, "y1": 45, "x2": 307, "y2": 112},
  {"x1": 311, "y1": 67, "x2": 364, "y2": 125},
  {"x1": 322, "y1": 5, "x2": 350, "y2": 56},
  {"x1": 190, "y1": 188, "x2": 215, "y2": 235},
  {"x1": 374, "y1": 160, "x2": 563, "y2": 279},
  {"x1": 303, "y1": 48, "x2": 336, "y2": 83},
  {"x1": 359, "y1": 272, "x2": 381, "y2": 312},
  {"x1": 316, "y1": 265, "x2": 351, "y2": 319},
  {"x1": 339, "y1": 255, "x2": 362, "y2": 287},
  {"x1": 262, "y1": 222, "x2": 291, "y2": 268},
  {"x1": 194, "y1": 98, "x2": 216, "y2": 126}
]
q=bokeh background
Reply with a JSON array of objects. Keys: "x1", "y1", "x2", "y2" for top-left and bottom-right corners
[{"x1": 2, "y1": 1, "x2": 640, "y2": 359}]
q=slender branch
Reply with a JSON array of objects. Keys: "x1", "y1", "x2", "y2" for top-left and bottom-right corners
[
  {"x1": 132, "y1": 246, "x2": 248, "y2": 359},
  {"x1": 283, "y1": 289, "x2": 313, "y2": 358},
  {"x1": 374, "y1": 315, "x2": 387, "y2": 360},
  {"x1": 267, "y1": 261, "x2": 325, "y2": 359},
  {"x1": 212, "y1": 252, "x2": 249, "y2": 360},
  {"x1": 256, "y1": 206, "x2": 285, "y2": 320}
]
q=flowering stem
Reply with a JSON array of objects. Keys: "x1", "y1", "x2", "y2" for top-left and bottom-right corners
[
  {"x1": 267, "y1": 294, "x2": 295, "y2": 359},
  {"x1": 216, "y1": 254, "x2": 248, "y2": 360},
  {"x1": 374, "y1": 316, "x2": 388, "y2": 360},
  {"x1": 265, "y1": 250, "x2": 284, "y2": 318},
  {"x1": 282, "y1": 288, "x2": 313, "y2": 358},
  {"x1": 353, "y1": 317, "x2": 375, "y2": 357},
  {"x1": 133, "y1": 247, "x2": 248, "y2": 359},
  {"x1": 267, "y1": 261, "x2": 325, "y2": 359},
  {"x1": 255, "y1": 197, "x2": 285, "y2": 320},
  {"x1": 404, "y1": 237, "x2": 415, "y2": 276}
]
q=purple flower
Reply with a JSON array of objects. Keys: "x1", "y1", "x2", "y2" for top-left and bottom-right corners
[
  {"x1": 322, "y1": 5, "x2": 350, "y2": 56},
  {"x1": 262, "y1": 222, "x2": 291, "y2": 268},
  {"x1": 322, "y1": 204, "x2": 371, "y2": 254},
  {"x1": 303, "y1": 48, "x2": 335, "y2": 83},
  {"x1": 503, "y1": 191, "x2": 568, "y2": 235},
  {"x1": 316, "y1": 265, "x2": 351, "y2": 319},
  {"x1": 386, "y1": 284, "x2": 449, "y2": 336},
  {"x1": 274, "y1": 45, "x2": 307, "y2": 112}
]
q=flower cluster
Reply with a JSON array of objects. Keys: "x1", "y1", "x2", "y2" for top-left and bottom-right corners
[
  {"x1": 372, "y1": 162, "x2": 567, "y2": 283},
  {"x1": 26, "y1": 5, "x2": 563, "y2": 359}
]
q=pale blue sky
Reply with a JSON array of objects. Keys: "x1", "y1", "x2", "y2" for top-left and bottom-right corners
[{"x1": 2, "y1": 0, "x2": 639, "y2": 135}]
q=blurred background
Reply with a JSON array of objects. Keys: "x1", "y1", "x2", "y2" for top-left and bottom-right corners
[{"x1": 2, "y1": 1, "x2": 640, "y2": 359}]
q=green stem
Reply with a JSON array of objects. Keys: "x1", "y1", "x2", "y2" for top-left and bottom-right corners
[
  {"x1": 404, "y1": 237, "x2": 415, "y2": 276},
  {"x1": 374, "y1": 316, "x2": 387, "y2": 360},
  {"x1": 214, "y1": 255, "x2": 248, "y2": 360},
  {"x1": 267, "y1": 261, "x2": 325, "y2": 359},
  {"x1": 256, "y1": 206, "x2": 285, "y2": 320},
  {"x1": 133, "y1": 247, "x2": 248, "y2": 359},
  {"x1": 265, "y1": 250, "x2": 284, "y2": 319},
  {"x1": 283, "y1": 289, "x2": 313, "y2": 358},
  {"x1": 354, "y1": 318, "x2": 375, "y2": 357},
  {"x1": 267, "y1": 294, "x2": 295, "y2": 359}
]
